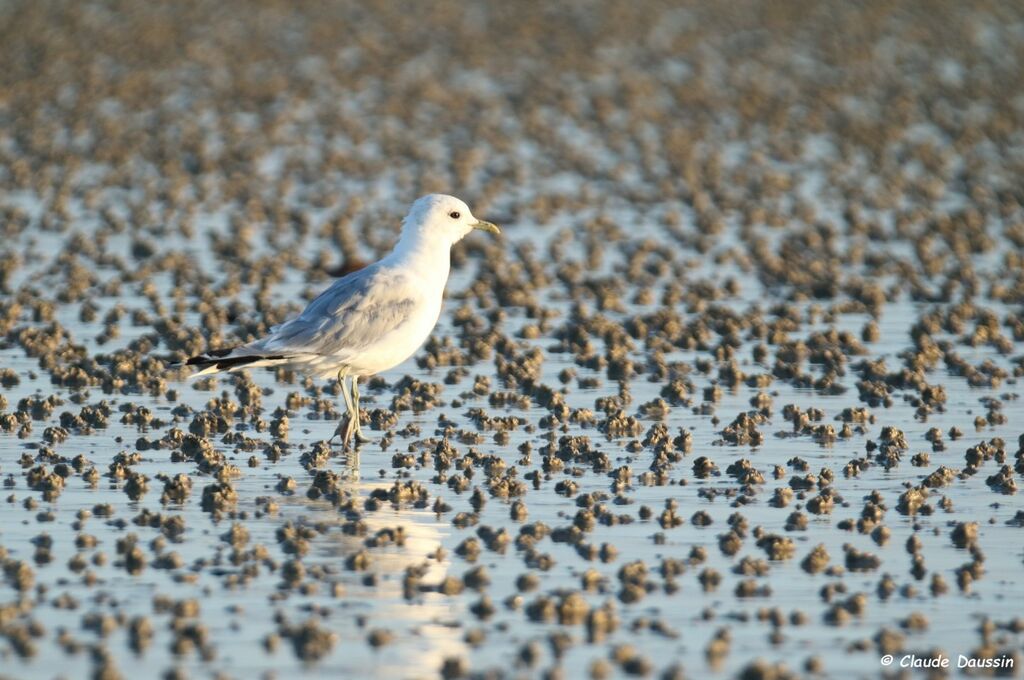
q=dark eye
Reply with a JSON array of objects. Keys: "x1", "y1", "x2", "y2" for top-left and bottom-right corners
[{"x1": 449, "y1": 211, "x2": 461, "y2": 219}]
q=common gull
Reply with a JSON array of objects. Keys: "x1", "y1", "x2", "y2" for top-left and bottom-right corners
[{"x1": 184, "y1": 194, "x2": 500, "y2": 449}]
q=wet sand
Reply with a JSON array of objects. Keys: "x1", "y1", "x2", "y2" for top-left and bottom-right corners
[{"x1": 1, "y1": 1, "x2": 1023, "y2": 678}]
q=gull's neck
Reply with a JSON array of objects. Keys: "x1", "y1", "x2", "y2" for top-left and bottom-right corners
[{"x1": 387, "y1": 228, "x2": 452, "y2": 289}]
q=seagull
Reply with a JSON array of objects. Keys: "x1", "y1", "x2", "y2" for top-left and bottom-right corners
[{"x1": 183, "y1": 194, "x2": 500, "y2": 449}]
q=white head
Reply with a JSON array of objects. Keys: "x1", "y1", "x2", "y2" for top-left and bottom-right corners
[{"x1": 397, "y1": 194, "x2": 500, "y2": 249}]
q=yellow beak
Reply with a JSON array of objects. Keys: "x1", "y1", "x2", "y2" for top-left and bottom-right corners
[{"x1": 472, "y1": 219, "x2": 500, "y2": 235}]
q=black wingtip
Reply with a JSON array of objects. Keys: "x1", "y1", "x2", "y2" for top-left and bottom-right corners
[
  {"x1": 186, "y1": 347, "x2": 237, "y2": 366},
  {"x1": 185, "y1": 348, "x2": 286, "y2": 371}
]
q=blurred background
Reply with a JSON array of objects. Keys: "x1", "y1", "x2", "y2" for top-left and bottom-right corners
[
  {"x1": 4, "y1": 0, "x2": 1020, "y2": 266},
  {"x1": 2, "y1": 2, "x2": 1024, "y2": 679}
]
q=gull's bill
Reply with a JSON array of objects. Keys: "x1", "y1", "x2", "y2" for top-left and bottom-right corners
[{"x1": 472, "y1": 219, "x2": 500, "y2": 234}]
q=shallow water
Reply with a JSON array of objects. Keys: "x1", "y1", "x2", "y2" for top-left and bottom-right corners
[
  {"x1": 2, "y1": 219, "x2": 1021, "y2": 679},
  {"x1": 2, "y1": 2, "x2": 1024, "y2": 679}
]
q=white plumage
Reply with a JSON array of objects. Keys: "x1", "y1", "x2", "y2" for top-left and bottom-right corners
[{"x1": 184, "y1": 194, "x2": 500, "y2": 447}]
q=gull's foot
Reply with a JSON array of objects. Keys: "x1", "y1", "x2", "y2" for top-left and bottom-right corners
[
  {"x1": 329, "y1": 416, "x2": 356, "y2": 451},
  {"x1": 328, "y1": 421, "x2": 344, "y2": 445}
]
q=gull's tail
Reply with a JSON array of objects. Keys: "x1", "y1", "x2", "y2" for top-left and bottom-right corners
[{"x1": 183, "y1": 346, "x2": 289, "y2": 377}]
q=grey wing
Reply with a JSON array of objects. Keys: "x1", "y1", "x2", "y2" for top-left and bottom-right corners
[{"x1": 254, "y1": 263, "x2": 418, "y2": 357}]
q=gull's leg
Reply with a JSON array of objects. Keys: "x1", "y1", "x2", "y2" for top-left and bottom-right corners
[
  {"x1": 340, "y1": 374, "x2": 357, "y2": 450},
  {"x1": 330, "y1": 370, "x2": 355, "y2": 449},
  {"x1": 328, "y1": 373, "x2": 344, "y2": 444},
  {"x1": 351, "y1": 377, "x2": 372, "y2": 444}
]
